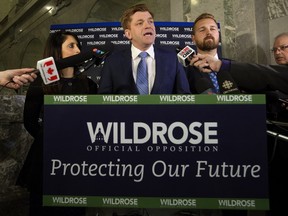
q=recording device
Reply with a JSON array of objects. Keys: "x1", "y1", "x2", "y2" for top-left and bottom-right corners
[
  {"x1": 216, "y1": 69, "x2": 241, "y2": 94},
  {"x1": 176, "y1": 46, "x2": 196, "y2": 67},
  {"x1": 176, "y1": 45, "x2": 212, "y2": 69},
  {"x1": 195, "y1": 78, "x2": 215, "y2": 94},
  {"x1": 35, "y1": 48, "x2": 109, "y2": 85},
  {"x1": 55, "y1": 48, "x2": 109, "y2": 70},
  {"x1": 37, "y1": 57, "x2": 60, "y2": 85},
  {"x1": 176, "y1": 45, "x2": 241, "y2": 94}
]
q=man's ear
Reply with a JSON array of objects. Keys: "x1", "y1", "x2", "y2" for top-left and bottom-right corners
[
  {"x1": 192, "y1": 34, "x2": 195, "y2": 44},
  {"x1": 125, "y1": 29, "x2": 132, "y2": 40}
]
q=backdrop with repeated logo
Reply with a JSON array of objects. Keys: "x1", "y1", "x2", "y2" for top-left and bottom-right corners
[{"x1": 50, "y1": 21, "x2": 222, "y2": 84}]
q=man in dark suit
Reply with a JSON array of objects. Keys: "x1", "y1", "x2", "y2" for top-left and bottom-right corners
[
  {"x1": 185, "y1": 13, "x2": 229, "y2": 94},
  {"x1": 186, "y1": 12, "x2": 288, "y2": 95},
  {"x1": 188, "y1": 12, "x2": 288, "y2": 216},
  {"x1": 98, "y1": 4, "x2": 190, "y2": 94},
  {"x1": 191, "y1": 53, "x2": 288, "y2": 216}
]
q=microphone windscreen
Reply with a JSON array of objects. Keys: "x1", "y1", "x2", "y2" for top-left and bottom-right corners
[
  {"x1": 217, "y1": 69, "x2": 241, "y2": 94},
  {"x1": 195, "y1": 78, "x2": 214, "y2": 94},
  {"x1": 55, "y1": 48, "x2": 109, "y2": 70}
]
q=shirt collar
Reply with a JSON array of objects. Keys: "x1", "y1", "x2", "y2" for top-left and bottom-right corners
[{"x1": 131, "y1": 44, "x2": 155, "y2": 60}]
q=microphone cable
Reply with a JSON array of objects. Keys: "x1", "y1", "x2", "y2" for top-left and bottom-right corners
[{"x1": 266, "y1": 119, "x2": 288, "y2": 164}]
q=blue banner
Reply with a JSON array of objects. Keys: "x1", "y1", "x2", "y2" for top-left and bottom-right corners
[
  {"x1": 50, "y1": 21, "x2": 222, "y2": 55},
  {"x1": 43, "y1": 95, "x2": 269, "y2": 210}
]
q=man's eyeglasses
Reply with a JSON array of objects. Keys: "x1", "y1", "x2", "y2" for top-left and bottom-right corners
[{"x1": 271, "y1": 45, "x2": 288, "y2": 53}]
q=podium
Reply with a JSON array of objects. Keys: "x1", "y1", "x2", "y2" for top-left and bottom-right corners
[{"x1": 42, "y1": 94, "x2": 269, "y2": 210}]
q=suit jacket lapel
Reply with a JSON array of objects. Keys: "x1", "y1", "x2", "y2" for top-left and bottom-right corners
[
  {"x1": 151, "y1": 48, "x2": 165, "y2": 94},
  {"x1": 122, "y1": 48, "x2": 138, "y2": 94}
]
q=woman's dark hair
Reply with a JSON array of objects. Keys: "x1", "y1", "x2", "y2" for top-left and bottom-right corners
[
  {"x1": 43, "y1": 30, "x2": 81, "y2": 60},
  {"x1": 42, "y1": 30, "x2": 83, "y2": 94}
]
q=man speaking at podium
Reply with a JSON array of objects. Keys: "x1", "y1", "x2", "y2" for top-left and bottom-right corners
[{"x1": 97, "y1": 4, "x2": 190, "y2": 95}]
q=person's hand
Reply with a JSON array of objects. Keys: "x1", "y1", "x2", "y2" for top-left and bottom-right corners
[
  {"x1": 0, "y1": 68, "x2": 37, "y2": 89},
  {"x1": 190, "y1": 54, "x2": 222, "y2": 72}
]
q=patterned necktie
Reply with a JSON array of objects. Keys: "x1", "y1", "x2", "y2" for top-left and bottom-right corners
[
  {"x1": 136, "y1": 52, "x2": 149, "y2": 94},
  {"x1": 209, "y1": 72, "x2": 220, "y2": 93}
]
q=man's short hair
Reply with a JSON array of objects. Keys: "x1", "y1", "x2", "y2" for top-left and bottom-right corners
[
  {"x1": 192, "y1": 13, "x2": 217, "y2": 35},
  {"x1": 120, "y1": 4, "x2": 154, "y2": 30}
]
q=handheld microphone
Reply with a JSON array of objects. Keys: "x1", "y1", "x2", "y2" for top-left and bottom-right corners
[
  {"x1": 177, "y1": 46, "x2": 196, "y2": 67},
  {"x1": 216, "y1": 69, "x2": 241, "y2": 94},
  {"x1": 35, "y1": 48, "x2": 110, "y2": 85},
  {"x1": 195, "y1": 78, "x2": 215, "y2": 94},
  {"x1": 55, "y1": 48, "x2": 109, "y2": 70},
  {"x1": 37, "y1": 57, "x2": 60, "y2": 85}
]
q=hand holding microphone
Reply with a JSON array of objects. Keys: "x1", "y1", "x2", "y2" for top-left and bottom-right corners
[
  {"x1": 0, "y1": 68, "x2": 37, "y2": 91},
  {"x1": 190, "y1": 53, "x2": 222, "y2": 73},
  {"x1": 177, "y1": 46, "x2": 196, "y2": 67},
  {"x1": 176, "y1": 46, "x2": 222, "y2": 72},
  {"x1": 177, "y1": 46, "x2": 240, "y2": 94}
]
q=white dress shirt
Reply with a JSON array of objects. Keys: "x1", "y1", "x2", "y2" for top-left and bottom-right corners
[{"x1": 131, "y1": 45, "x2": 155, "y2": 94}]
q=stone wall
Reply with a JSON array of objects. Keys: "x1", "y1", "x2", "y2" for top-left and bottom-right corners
[{"x1": 0, "y1": 95, "x2": 33, "y2": 215}]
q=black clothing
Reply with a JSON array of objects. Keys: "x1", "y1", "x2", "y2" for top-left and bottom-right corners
[
  {"x1": 186, "y1": 61, "x2": 288, "y2": 216},
  {"x1": 17, "y1": 75, "x2": 97, "y2": 216},
  {"x1": 266, "y1": 90, "x2": 288, "y2": 216}
]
